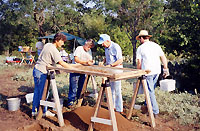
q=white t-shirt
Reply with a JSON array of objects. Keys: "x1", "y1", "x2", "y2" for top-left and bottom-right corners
[
  {"x1": 36, "y1": 41, "x2": 44, "y2": 50},
  {"x1": 72, "y1": 46, "x2": 92, "y2": 64},
  {"x1": 35, "y1": 43, "x2": 63, "y2": 73},
  {"x1": 136, "y1": 41, "x2": 165, "y2": 75}
]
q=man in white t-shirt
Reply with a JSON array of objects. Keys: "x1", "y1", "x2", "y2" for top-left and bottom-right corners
[
  {"x1": 67, "y1": 39, "x2": 95, "y2": 107},
  {"x1": 136, "y1": 30, "x2": 169, "y2": 117}
]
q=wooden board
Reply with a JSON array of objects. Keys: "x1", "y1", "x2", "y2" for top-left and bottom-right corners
[{"x1": 47, "y1": 64, "x2": 148, "y2": 81}]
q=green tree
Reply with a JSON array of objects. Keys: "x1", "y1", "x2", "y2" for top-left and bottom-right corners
[
  {"x1": 116, "y1": 0, "x2": 166, "y2": 65},
  {"x1": 163, "y1": 0, "x2": 200, "y2": 92},
  {"x1": 164, "y1": 0, "x2": 200, "y2": 58},
  {"x1": 0, "y1": 0, "x2": 37, "y2": 53},
  {"x1": 86, "y1": 0, "x2": 166, "y2": 65}
]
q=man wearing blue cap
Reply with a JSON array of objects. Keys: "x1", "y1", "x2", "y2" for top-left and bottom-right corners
[{"x1": 97, "y1": 34, "x2": 123, "y2": 113}]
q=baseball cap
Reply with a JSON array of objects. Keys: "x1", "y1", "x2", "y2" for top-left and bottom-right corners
[{"x1": 97, "y1": 34, "x2": 111, "y2": 44}]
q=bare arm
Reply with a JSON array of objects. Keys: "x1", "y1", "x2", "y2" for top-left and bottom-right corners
[
  {"x1": 160, "y1": 55, "x2": 168, "y2": 69},
  {"x1": 58, "y1": 61, "x2": 72, "y2": 68},
  {"x1": 137, "y1": 59, "x2": 142, "y2": 69},
  {"x1": 74, "y1": 56, "x2": 94, "y2": 66},
  {"x1": 160, "y1": 55, "x2": 170, "y2": 77},
  {"x1": 110, "y1": 58, "x2": 123, "y2": 67}
]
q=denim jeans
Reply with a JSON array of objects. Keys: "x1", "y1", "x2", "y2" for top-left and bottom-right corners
[
  {"x1": 32, "y1": 68, "x2": 47, "y2": 113},
  {"x1": 110, "y1": 80, "x2": 123, "y2": 112},
  {"x1": 145, "y1": 74, "x2": 159, "y2": 114},
  {"x1": 68, "y1": 73, "x2": 86, "y2": 104}
]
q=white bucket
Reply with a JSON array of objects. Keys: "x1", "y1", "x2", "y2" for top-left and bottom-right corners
[
  {"x1": 7, "y1": 98, "x2": 21, "y2": 111},
  {"x1": 160, "y1": 79, "x2": 176, "y2": 91},
  {"x1": 25, "y1": 93, "x2": 34, "y2": 103},
  {"x1": 134, "y1": 104, "x2": 141, "y2": 110}
]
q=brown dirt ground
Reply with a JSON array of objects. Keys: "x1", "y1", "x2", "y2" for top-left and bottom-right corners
[{"x1": 0, "y1": 67, "x2": 198, "y2": 131}]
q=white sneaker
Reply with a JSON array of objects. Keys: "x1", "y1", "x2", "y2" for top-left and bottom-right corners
[
  {"x1": 32, "y1": 112, "x2": 37, "y2": 117},
  {"x1": 44, "y1": 111, "x2": 55, "y2": 117}
]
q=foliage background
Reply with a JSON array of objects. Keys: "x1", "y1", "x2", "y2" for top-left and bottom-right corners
[{"x1": 0, "y1": 0, "x2": 199, "y2": 92}]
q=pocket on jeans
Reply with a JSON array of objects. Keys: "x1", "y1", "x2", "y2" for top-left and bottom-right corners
[{"x1": 33, "y1": 68, "x2": 42, "y2": 79}]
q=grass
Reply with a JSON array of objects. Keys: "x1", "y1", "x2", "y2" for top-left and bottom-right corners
[{"x1": 0, "y1": 55, "x2": 199, "y2": 125}]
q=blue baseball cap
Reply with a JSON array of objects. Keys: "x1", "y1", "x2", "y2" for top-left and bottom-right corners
[{"x1": 97, "y1": 34, "x2": 111, "y2": 44}]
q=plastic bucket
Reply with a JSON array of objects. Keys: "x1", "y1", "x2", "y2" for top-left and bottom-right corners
[
  {"x1": 134, "y1": 105, "x2": 141, "y2": 110},
  {"x1": 25, "y1": 93, "x2": 34, "y2": 103},
  {"x1": 7, "y1": 98, "x2": 21, "y2": 111},
  {"x1": 160, "y1": 79, "x2": 176, "y2": 91}
]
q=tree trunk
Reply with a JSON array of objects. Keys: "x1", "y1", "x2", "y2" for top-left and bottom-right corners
[
  {"x1": 34, "y1": 8, "x2": 46, "y2": 36},
  {"x1": 132, "y1": 40, "x2": 137, "y2": 66}
]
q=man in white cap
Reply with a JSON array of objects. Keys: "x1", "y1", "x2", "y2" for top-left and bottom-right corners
[
  {"x1": 97, "y1": 34, "x2": 123, "y2": 113},
  {"x1": 136, "y1": 30, "x2": 169, "y2": 117}
]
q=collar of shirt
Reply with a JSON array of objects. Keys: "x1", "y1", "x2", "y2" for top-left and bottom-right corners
[
  {"x1": 106, "y1": 41, "x2": 113, "y2": 50},
  {"x1": 144, "y1": 39, "x2": 150, "y2": 43}
]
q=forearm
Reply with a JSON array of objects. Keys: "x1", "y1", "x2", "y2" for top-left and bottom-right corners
[
  {"x1": 160, "y1": 55, "x2": 170, "y2": 77},
  {"x1": 160, "y1": 55, "x2": 168, "y2": 69},
  {"x1": 58, "y1": 61, "x2": 71, "y2": 68},
  {"x1": 75, "y1": 57, "x2": 93, "y2": 66},
  {"x1": 137, "y1": 59, "x2": 141, "y2": 69},
  {"x1": 110, "y1": 58, "x2": 123, "y2": 67}
]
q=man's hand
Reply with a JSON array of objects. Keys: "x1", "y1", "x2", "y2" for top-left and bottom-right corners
[
  {"x1": 105, "y1": 64, "x2": 111, "y2": 67},
  {"x1": 98, "y1": 62, "x2": 104, "y2": 66},
  {"x1": 87, "y1": 60, "x2": 94, "y2": 66},
  {"x1": 163, "y1": 68, "x2": 170, "y2": 78}
]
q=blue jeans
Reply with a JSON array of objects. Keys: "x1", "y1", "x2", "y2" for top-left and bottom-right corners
[
  {"x1": 68, "y1": 73, "x2": 86, "y2": 104},
  {"x1": 110, "y1": 80, "x2": 123, "y2": 112},
  {"x1": 145, "y1": 74, "x2": 159, "y2": 114},
  {"x1": 32, "y1": 68, "x2": 47, "y2": 113}
]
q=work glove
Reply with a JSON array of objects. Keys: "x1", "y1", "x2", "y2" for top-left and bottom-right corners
[{"x1": 163, "y1": 68, "x2": 170, "y2": 78}]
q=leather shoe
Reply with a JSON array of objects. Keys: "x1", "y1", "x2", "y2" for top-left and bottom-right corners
[{"x1": 141, "y1": 105, "x2": 148, "y2": 114}]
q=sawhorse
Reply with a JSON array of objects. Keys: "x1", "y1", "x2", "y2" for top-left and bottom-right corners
[
  {"x1": 36, "y1": 70, "x2": 65, "y2": 127},
  {"x1": 127, "y1": 75, "x2": 156, "y2": 128},
  {"x1": 88, "y1": 78, "x2": 118, "y2": 131}
]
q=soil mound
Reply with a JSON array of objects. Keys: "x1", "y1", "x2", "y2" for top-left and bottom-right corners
[{"x1": 64, "y1": 106, "x2": 144, "y2": 131}]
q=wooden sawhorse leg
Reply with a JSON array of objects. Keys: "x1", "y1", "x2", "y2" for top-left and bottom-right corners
[
  {"x1": 36, "y1": 70, "x2": 65, "y2": 127},
  {"x1": 90, "y1": 75, "x2": 98, "y2": 100},
  {"x1": 88, "y1": 78, "x2": 118, "y2": 131},
  {"x1": 77, "y1": 75, "x2": 98, "y2": 107},
  {"x1": 127, "y1": 76, "x2": 155, "y2": 128},
  {"x1": 77, "y1": 75, "x2": 90, "y2": 107}
]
